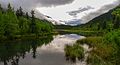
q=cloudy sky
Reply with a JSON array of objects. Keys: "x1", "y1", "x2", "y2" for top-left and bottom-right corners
[{"x1": 0, "y1": 0, "x2": 120, "y2": 25}]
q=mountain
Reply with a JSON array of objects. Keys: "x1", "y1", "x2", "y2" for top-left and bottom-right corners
[{"x1": 79, "y1": 5, "x2": 120, "y2": 29}]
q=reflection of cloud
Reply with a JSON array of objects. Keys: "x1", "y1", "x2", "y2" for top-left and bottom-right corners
[
  {"x1": 67, "y1": 6, "x2": 94, "y2": 17},
  {"x1": 19, "y1": 51, "x2": 66, "y2": 65},
  {"x1": 40, "y1": 34, "x2": 85, "y2": 52}
]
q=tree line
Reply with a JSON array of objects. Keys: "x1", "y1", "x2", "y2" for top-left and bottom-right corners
[
  {"x1": 0, "y1": 3, "x2": 53, "y2": 39},
  {"x1": 72, "y1": 6, "x2": 120, "y2": 32}
]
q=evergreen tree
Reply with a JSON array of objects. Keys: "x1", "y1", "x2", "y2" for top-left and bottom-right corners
[
  {"x1": 18, "y1": 17, "x2": 29, "y2": 35},
  {"x1": 0, "y1": 4, "x2": 2, "y2": 14},
  {"x1": 2, "y1": 4, "x2": 19, "y2": 38},
  {"x1": 7, "y1": 3, "x2": 13, "y2": 12},
  {"x1": 101, "y1": 20, "x2": 107, "y2": 30},
  {"x1": 16, "y1": 7, "x2": 24, "y2": 17},
  {"x1": 19, "y1": 7, "x2": 23, "y2": 16},
  {"x1": 0, "y1": 4, "x2": 2, "y2": 11},
  {"x1": 0, "y1": 3, "x2": 53, "y2": 39},
  {"x1": 30, "y1": 10, "x2": 36, "y2": 33},
  {"x1": 26, "y1": 12, "x2": 29, "y2": 19},
  {"x1": 112, "y1": 8, "x2": 120, "y2": 29},
  {"x1": 97, "y1": 23, "x2": 100, "y2": 30},
  {"x1": 31, "y1": 10, "x2": 35, "y2": 19},
  {"x1": 113, "y1": 16, "x2": 120, "y2": 29},
  {"x1": 16, "y1": 9, "x2": 19, "y2": 17}
]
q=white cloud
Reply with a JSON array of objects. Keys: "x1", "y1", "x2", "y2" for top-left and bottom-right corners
[
  {"x1": 36, "y1": 0, "x2": 120, "y2": 25},
  {"x1": 0, "y1": 0, "x2": 120, "y2": 25}
]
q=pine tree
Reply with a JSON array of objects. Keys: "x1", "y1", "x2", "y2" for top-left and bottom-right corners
[
  {"x1": 112, "y1": 8, "x2": 120, "y2": 29},
  {"x1": 113, "y1": 16, "x2": 120, "y2": 29},
  {"x1": 0, "y1": 3, "x2": 53, "y2": 38},
  {"x1": 2, "y1": 3, "x2": 19, "y2": 38},
  {"x1": 26, "y1": 12, "x2": 29, "y2": 19},
  {"x1": 0, "y1": 4, "x2": 2, "y2": 14},
  {"x1": 16, "y1": 9, "x2": 20, "y2": 17},
  {"x1": 31, "y1": 10, "x2": 35, "y2": 18},
  {"x1": 7, "y1": 3, "x2": 13, "y2": 12},
  {"x1": 19, "y1": 7, "x2": 23, "y2": 16},
  {"x1": 30, "y1": 10, "x2": 36, "y2": 33},
  {"x1": 101, "y1": 20, "x2": 107, "y2": 29},
  {"x1": 0, "y1": 4, "x2": 2, "y2": 11}
]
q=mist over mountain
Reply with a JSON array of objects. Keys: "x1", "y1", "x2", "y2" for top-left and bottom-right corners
[
  {"x1": 67, "y1": 6, "x2": 94, "y2": 17},
  {"x1": 0, "y1": 0, "x2": 120, "y2": 26}
]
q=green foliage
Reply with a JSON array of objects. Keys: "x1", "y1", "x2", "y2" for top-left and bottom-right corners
[
  {"x1": 64, "y1": 44, "x2": 84, "y2": 62},
  {"x1": 77, "y1": 37, "x2": 102, "y2": 47},
  {"x1": 79, "y1": 6, "x2": 120, "y2": 65},
  {"x1": 63, "y1": 5, "x2": 120, "y2": 65},
  {"x1": 64, "y1": 6, "x2": 120, "y2": 64},
  {"x1": 112, "y1": 7, "x2": 120, "y2": 29},
  {"x1": 30, "y1": 10, "x2": 36, "y2": 33},
  {"x1": 103, "y1": 30, "x2": 120, "y2": 65},
  {"x1": 0, "y1": 4, "x2": 2, "y2": 11},
  {"x1": 75, "y1": 36, "x2": 117, "y2": 65},
  {"x1": 18, "y1": 17, "x2": 30, "y2": 34},
  {"x1": 0, "y1": 3, "x2": 53, "y2": 39},
  {"x1": 0, "y1": 35, "x2": 53, "y2": 64},
  {"x1": 0, "y1": 10, "x2": 19, "y2": 38},
  {"x1": 104, "y1": 30, "x2": 120, "y2": 45},
  {"x1": 74, "y1": 30, "x2": 120, "y2": 65}
]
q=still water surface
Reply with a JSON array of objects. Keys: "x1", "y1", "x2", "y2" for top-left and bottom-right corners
[{"x1": 0, "y1": 34, "x2": 85, "y2": 65}]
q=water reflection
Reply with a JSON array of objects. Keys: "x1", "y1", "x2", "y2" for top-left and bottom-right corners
[
  {"x1": 0, "y1": 36, "x2": 53, "y2": 65},
  {"x1": 0, "y1": 34, "x2": 84, "y2": 65},
  {"x1": 39, "y1": 34, "x2": 83, "y2": 52}
]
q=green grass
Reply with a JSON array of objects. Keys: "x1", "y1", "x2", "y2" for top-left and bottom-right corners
[
  {"x1": 64, "y1": 44, "x2": 84, "y2": 62},
  {"x1": 64, "y1": 29, "x2": 120, "y2": 65},
  {"x1": 55, "y1": 29, "x2": 104, "y2": 36},
  {"x1": 76, "y1": 37, "x2": 102, "y2": 47}
]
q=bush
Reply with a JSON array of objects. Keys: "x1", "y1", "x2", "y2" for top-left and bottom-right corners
[{"x1": 64, "y1": 44, "x2": 84, "y2": 62}]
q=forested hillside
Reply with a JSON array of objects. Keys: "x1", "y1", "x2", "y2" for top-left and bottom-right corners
[
  {"x1": 65, "y1": 5, "x2": 120, "y2": 65},
  {"x1": 0, "y1": 3, "x2": 53, "y2": 40},
  {"x1": 80, "y1": 5, "x2": 120, "y2": 31}
]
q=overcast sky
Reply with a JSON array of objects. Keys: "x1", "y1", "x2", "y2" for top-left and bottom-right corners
[{"x1": 0, "y1": 0, "x2": 120, "y2": 25}]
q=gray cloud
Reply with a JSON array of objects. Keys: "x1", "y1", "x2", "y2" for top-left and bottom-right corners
[
  {"x1": 81, "y1": 0, "x2": 120, "y2": 24},
  {"x1": 67, "y1": 6, "x2": 94, "y2": 17},
  {"x1": 0, "y1": 0, "x2": 120, "y2": 26},
  {"x1": 65, "y1": 19, "x2": 82, "y2": 26},
  {"x1": 0, "y1": 0, "x2": 75, "y2": 19},
  {"x1": 60, "y1": 0, "x2": 120, "y2": 26},
  {"x1": 0, "y1": 0, "x2": 74, "y2": 9},
  {"x1": 36, "y1": 0, "x2": 74, "y2": 7}
]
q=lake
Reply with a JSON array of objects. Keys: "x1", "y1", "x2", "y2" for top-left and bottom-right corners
[{"x1": 0, "y1": 34, "x2": 85, "y2": 65}]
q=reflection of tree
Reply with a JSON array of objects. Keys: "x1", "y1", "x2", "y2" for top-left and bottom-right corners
[
  {"x1": 3, "y1": 60, "x2": 7, "y2": 65},
  {"x1": 11, "y1": 56, "x2": 19, "y2": 65},
  {"x1": 31, "y1": 40, "x2": 37, "y2": 59},
  {"x1": 0, "y1": 35, "x2": 53, "y2": 65}
]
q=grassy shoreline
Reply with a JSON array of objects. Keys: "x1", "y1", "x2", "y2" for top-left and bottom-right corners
[
  {"x1": 55, "y1": 29, "x2": 104, "y2": 36},
  {"x1": 64, "y1": 30, "x2": 120, "y2": 65},
  {"x1": 0, "y1": 33, "x2": 56, "y2": 42}
]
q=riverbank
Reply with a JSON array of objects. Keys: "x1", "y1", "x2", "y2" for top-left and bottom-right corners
[
  {"x1": 0, "y1": 33, "x2": 56, "y2": 42},
  {"x1": 55, "y1": 29, "x2": 104, "y2": 37},
  {"x1": 0, "y1": 34, "x2": 83, "y2": 65},
  {"x1": 64, "y1": 30, "x2": 120, "y2": 65}
]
